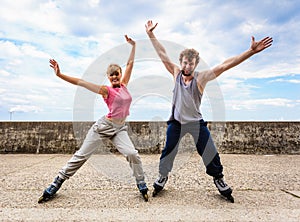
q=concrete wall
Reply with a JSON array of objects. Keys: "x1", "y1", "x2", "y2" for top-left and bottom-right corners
[{"x1": 0, "y1": 121, "x2": 299, "y2": 154}]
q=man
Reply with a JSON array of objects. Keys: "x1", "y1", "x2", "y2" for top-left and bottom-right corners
[{"x1": 145, "y1": 20, "x2": 272, "y2": 202}]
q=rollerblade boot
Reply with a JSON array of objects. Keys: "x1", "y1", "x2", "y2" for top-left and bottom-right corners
[
  {"x1": 137, "y1": 182, "x2": 149, "y2": 202},
  {"x1": 213, "y1": 177, "x2": 234, "y2": 203},
  {"x1": 38, "y1": 176, "x2": 65, "y2": 203},
  {"x1": 152, "y1": 174, "x2": 168, "y2": 197}
]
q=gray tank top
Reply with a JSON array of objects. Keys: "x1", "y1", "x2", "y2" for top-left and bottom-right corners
[{"x1": 169, "y1": 71, "x2": 203, "y2": 124}]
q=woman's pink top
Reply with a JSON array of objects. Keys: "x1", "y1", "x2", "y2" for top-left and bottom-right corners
[{"x1": 104, "y1": 84, "x2": 132, "y2": 119}]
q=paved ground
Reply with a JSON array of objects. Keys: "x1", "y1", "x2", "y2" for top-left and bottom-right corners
[{"x1": 1, "y1": 153, "x2": 300, "y2": 221}]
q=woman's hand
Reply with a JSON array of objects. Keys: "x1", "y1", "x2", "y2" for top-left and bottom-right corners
[
  {"x1": 49, "y1": 59, "x2": 61, "y2": 76},
  {"x1": 125, "y1": 35, "x2": 135, "y2": 46}
]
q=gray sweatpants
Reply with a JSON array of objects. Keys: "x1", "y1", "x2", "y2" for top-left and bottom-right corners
[{"x1": 58, "y1": 116, "x2": 145, "y2": 183}]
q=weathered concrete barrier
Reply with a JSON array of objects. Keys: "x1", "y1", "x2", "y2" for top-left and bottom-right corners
[{"x1": 0, "y1": 121, "x2": 299, "y2": 154}]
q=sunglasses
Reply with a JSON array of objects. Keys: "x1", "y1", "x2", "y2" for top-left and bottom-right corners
[{"x1": 109, "y1": 71, "x2": 120, "y2": 77}]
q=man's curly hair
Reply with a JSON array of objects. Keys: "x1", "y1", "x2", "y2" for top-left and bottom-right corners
[{"x1": 179, "y1": 48, "x2": 200, "y2": 65}]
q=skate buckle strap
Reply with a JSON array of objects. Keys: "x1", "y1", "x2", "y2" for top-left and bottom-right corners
[{"x1": 214, "y1": 178, "x2": 230, "y2": 192}]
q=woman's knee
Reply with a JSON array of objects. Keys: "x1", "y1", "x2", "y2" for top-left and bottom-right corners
[{"x1": 126, "y1": 151, "x2": 141, "y2": 164}]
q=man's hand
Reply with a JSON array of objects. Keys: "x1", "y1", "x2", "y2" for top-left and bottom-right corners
[
  {"x1": 251, "y1": 36, "x2": 273, "y2": 53},
  {"x1": 145, "y1": 20, "x2": 158, "y2": 34}
]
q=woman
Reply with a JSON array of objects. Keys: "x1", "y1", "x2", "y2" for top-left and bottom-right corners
[{"x1": 38, "y1": 35, "x2": 149, "y2": 202}]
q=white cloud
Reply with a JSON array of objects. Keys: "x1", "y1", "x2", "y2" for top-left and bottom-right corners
[
  {"x1": 20, "y1": 44, "x2": 50, "y2": 58},
  {"x1": 0, "y1": 0, "x2": 67, "y2": 34},
  {"x1": 0, "y1": 40, "x2": 51, "y2": 67},
  {"x1": 9, "y1": 105, "x2": 42, "y2": 113},
  {"x1": 270, "y1": 78, "x2": 300, "y2": 84},
  {"x1": 1, "y1": 94, "x2": 30, "y2": 104},
  {"x1": 228, "y1": 98, "x2": 297, "y2": 111},
  {"x1": 215, "y1": 77, "x2": 256, "y2": 100},
  {"x1": 0, "y1": 41, "x2": 22, "y2": 57},
  {"x1": 240, "y1": 20, "x2": 268, "y2": 35},
  {"x1": 0, "y1": 70, "x2": 10, "y2": 76}
]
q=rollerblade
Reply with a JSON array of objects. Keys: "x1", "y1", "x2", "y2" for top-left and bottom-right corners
[
  {"x1": 38, "y1": 176, "x2": 65, "y2": 203},
  {"x1": 213, "y1": 177, "x2": 234, "y2": 203},
  {"x1": 137, "y1": 182, "x2": 149, "y2": 202},
  {"x1": 152, "y1": 175, "x2": 168, "y2": 197}
]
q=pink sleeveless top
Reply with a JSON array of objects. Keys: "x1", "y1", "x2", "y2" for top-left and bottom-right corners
[{"x1": 104, "y1": 85, "x2": 132, "y2": 119}]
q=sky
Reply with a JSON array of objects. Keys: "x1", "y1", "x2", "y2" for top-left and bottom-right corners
[{"x1": 0, "y1": 0, "x2": 300, "y2": 122}]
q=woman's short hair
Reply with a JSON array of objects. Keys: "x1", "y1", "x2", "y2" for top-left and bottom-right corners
[{"x1": 106, "y1": 64, "x2": 122, "y2": 76}]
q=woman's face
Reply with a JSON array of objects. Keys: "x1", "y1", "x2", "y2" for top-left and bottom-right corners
[{"x1": 108, "y1": 69, "x2": 122, "y2": 88}]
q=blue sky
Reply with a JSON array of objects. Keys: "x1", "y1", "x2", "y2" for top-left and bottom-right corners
[{"x1": 0, "y1": 0, "x2": 299, "y2": 121}]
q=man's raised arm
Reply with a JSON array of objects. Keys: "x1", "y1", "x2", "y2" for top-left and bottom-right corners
[{"x1": 145, "y1": 20, "x2": 180, "y2": 76}]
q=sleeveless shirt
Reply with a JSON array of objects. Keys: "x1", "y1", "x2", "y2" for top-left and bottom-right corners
[
  {"x1": 169, "y1": 71, "x2": 203, "y2": 124},
  {"x1": 104, "y1": 84, "x2": 132, "y2": 119}
]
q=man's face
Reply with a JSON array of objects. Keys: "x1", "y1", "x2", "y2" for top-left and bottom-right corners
[{"x1": 180, "y1": 56, "x2": 197, "y2": 76}]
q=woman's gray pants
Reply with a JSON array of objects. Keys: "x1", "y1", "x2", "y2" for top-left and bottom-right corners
[{"x1": 58, "y1": 116, "x2": 145, "y2": 184}]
